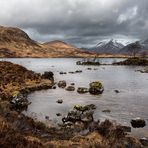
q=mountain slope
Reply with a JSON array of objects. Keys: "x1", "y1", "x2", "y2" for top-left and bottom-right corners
[
  {"x1": 88, "y1": 39, "x2": 124, "y2": 54},
  {"x1": 0, "y1": 26, "x2": 93, "y2": 57},
  {"x1": 119, "y1": 40, "x2": 148, "y2": 55}
]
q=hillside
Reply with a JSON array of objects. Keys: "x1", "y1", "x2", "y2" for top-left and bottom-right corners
[{"x1": 0, "y1": 26, "x2": 93, "y2": 58}]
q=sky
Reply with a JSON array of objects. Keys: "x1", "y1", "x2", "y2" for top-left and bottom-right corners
[{"x1": 0, "y1": 0, "x2": 148, "y2": 47}]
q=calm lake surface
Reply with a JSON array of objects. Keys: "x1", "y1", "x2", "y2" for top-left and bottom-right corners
[{"x1": 1, "y1": 58, "x2": 148, "y2": 138}]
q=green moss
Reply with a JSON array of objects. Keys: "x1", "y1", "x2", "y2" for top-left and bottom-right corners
[{"x1": 89, "y1": 81, "x2": 103, "y2": 89}]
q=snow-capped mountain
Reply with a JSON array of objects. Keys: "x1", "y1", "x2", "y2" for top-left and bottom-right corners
[
  {"x1": 119, "y1": 39, "x2": 148, "y2": 55},
  {"x1": 88, "y1": 39, "x2": 124, "y2": 54}
]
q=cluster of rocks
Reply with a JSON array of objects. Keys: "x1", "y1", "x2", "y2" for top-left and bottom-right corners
[
  {"x1": 61, "y1": 104, "x2": 96, "y2": 130},
  {"x1": 57, "y1": 80, "x2": 104, "y2": 95}
]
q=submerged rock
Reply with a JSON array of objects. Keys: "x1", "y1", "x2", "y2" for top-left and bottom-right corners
[
  {"x1": 56, "y1": 113, "x2": 62, "y2": 117},
  {"x1": 77, "y1": 87, "x2": 89, "y2": 94},
  {"x1": 114, "y1": 90, "x2": 120, "y2": 93},
  {"x1": 66, "y1": 86, "x2": 75, "y2": 91},
  {"x1": 131, "y1": 118, "x2": 146, "y2": 128},
  {"x1": 58, "y1": 80, "x2": 67, "y2": 88},
  {"x1": 70, "y1": 83, "x2": 75, "y2": 86},
  {"x1": 56, "y1": 99, "x2": 63, "y2": 104},
  {"x1": 102, "y1": 109, "x2": 111, "y2": 113},
  {"x1": 89, "y1": 81, "x2": 104, "y2": 95},
  {"x1": 59, "y1": 72, "x2": 67, "y2": 75},
  {"x1": 52, "y1": 86, "x2": 56, "y2": 89}
]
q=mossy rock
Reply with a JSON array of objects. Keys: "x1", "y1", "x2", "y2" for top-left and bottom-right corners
[{"x1": 89, "y1": 81, "x2": 104, "y2": 95}]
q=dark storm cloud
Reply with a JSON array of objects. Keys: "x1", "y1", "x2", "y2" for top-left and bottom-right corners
[{"x1": 0, "y1": 0, "x2": 148, "y2": 47}]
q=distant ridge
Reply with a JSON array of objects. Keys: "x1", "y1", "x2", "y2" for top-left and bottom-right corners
[{"x1": 0, "y1": 26, "x2": 93, "y2": 58}]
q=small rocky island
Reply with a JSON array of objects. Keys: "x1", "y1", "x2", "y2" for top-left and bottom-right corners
[
  {"x1": 76, "y1": 58, "x2": 100, "y2": 66},
  {"x1": 113, "y1": 57, "x2": 148, "y2": 66}
]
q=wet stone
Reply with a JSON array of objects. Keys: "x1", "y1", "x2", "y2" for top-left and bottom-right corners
[
  {"x1": 58, "y1": 80, "x2": 67, "y2": 88},
  {"x1": 131, "y1": 118, "x2": 146, "y2": 128},
  {"x1": 56, "y1": 99, "x2": 63, "y2": 104}
]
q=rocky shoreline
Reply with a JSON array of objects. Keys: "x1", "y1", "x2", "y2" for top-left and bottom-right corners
[{"x1": 0, "y1": 61, "x2": 147, "y2": 147}]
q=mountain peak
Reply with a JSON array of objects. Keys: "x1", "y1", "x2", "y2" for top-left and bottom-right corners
[{"x1": 90, "y1": 39, "x2": 124, "y2": 54}]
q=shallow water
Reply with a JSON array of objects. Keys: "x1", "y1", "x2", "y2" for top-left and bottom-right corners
[{"x1": 1, "y1": 58, "x2": 148, "y2": 138}]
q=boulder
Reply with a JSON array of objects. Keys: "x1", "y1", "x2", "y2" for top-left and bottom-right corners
[
  {"x1": 58, "y1": 80, "x2": 67, "y2": 88},
  {"x1": 77, "y1": 87, "x2": 89, "y2": 94},
  {"x1": 66, "y1": 86, "x2": 75, "y2": 91},
  {"x1": 131, "y1": 118, "x2": 146, "y2": 128},
  {"x1": 89, "y1": 81, "x2": 104, "y2": 95},
  {"x1": 10, "y1": 91, "x2": 31, "y2": 110}
]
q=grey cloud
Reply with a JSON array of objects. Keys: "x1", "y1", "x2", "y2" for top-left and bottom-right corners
[{"x1": 0, "y1": 0, "x2": 148, "y2": 47}]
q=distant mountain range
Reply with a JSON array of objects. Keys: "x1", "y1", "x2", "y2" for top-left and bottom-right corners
[
  {"x1": 82, "y1": 39, "x2": 148, "y2": 56},
  {"x1": 0, "y1": 26, "x2": 147, "y2": 57},
  {"x1": 86, "y1": 39, "x2": 124, "y2": 54}
]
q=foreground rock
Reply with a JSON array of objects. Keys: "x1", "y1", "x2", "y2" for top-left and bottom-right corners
[
  {"x1": 10, "y1": 91, "x2": 31, "y2": 110},
  {"x1": 89, "y1": 81, "x2": 104, "y2": 95},
  {"x1": 113, "y1": 57, "x2": 148, "y2": 66},
  {"x1": 131, "y1": 118, "x2": 146, "y2": 128},
  {"x1": 62, "y1": 104, "x2": 96, "y2": 127}
]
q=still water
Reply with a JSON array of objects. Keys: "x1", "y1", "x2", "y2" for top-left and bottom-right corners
[{"x1": 1, "y1": 58, "x2": 148, "y2": 138}]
